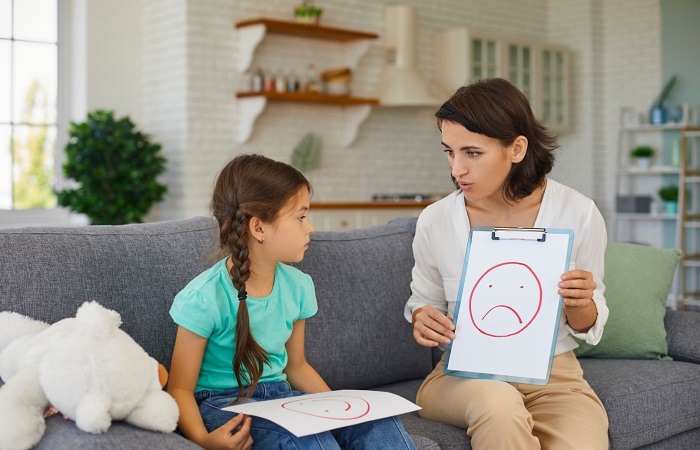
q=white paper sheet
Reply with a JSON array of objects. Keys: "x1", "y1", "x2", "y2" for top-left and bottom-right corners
[{"x1": 222, "y1": 389, "x2": 421, "y2": 437}]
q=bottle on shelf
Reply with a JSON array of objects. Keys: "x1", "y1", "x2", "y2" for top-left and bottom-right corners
[
  {"x1": 304, "y1": 64, "x2": 323, "y2": 94},
  {"x1": 286, "y1": 70, "x2": 300, "y2": 93},
  {"x1": 264, "y1": 69, "x2": 276, "y2": 93},
  {"x1": 250, "y1": 66, "x2": 264, "y2": 93},
  {"x1": 275, "y1": 69, "x2": 287, "y2": 93}
]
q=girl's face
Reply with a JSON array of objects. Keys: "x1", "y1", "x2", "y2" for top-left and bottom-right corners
[
  {"x1": 262, "y1": 188, "x2": 314, "y2": 263},
  {"x1": 441, "y1": 120, "x2": 525, "y2": 203}
]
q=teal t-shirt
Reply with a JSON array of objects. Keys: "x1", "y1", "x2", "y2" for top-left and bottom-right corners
[{"x1": 169, "y1": 258, "x2": 318, "y2": 392}]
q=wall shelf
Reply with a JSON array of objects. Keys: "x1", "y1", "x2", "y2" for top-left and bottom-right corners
[
  {"x1": 235, "y1": 18, "x2": 378, "y2": 72},
  {"x1": 234, "y1": 18, "x2": 379, "y2": 147}
]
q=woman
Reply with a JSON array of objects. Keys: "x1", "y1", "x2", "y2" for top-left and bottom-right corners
[{"x1": 405, "y1": 78, "x2": 609, "y2": 450}]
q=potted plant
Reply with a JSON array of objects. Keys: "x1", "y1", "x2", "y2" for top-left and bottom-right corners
[
  {"x1": 658, "y1": 184, "x2": 679, "y2": 214},
  {"x1": 295, "y1": 0, "x2": 323, "y2": 25},
  {"x1": 629, "y1": 145, "x2": 655, "y2": 170},
  {"x1": 56, "y1": 110, "x2": 168, "y2": 225}
]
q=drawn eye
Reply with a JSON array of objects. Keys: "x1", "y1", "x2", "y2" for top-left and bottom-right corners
[{"x1": 489, "y1": 284, "x2": 492, "y2": 288}]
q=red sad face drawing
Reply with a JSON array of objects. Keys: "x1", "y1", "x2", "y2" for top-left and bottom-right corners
[
  {"x1": 281, "y1": 395, "x2": 371, "y2": 420},
  {"x1": 468, "y1": 261, "x2": 543, "y2": 337}
]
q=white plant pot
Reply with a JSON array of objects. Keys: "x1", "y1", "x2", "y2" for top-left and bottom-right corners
[{"x1": 634, "y1": 157, "x2": 651, "y2": 170}]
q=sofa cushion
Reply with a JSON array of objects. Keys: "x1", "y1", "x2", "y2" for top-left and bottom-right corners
[
  {"x1": 580, "y1": 358, "x2": 700, "y2": 449},
  {"x1": 575, "y1": 242, "x2": 680, "y2": 360},
  {"x1": 0, "y1": 217, "x2": 219, "y2": 370},
  {"x1": 295, "y1": 224, "x2": 434, "y2": 390}
]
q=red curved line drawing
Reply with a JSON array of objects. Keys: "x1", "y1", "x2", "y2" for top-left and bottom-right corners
[
  {"x1": 481, "y1": 305, "x2": 523, "y2": 323},
  {"x1": 469, "y1": 261, "x2": 543, "y2": 338},
  {"x1": 280, "y1": 396, "x2": 371, "y2": 420}
]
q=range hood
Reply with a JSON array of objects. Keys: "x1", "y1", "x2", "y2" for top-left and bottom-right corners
[{"x1": 377, "y1": 4, "x2": 446, "y2": 107}]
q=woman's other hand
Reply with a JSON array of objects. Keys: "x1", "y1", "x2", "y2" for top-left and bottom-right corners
[{"x1": 411, "y1": 306, "x2": 456, "y2": 347}]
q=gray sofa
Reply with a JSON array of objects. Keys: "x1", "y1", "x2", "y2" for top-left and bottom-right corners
[{"x1": 1, "y1": 216, "x2": 699, "y2": 449}]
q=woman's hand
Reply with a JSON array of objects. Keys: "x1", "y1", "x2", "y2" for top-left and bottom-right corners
[
  {"x1": 411, "y1": 305, "x2": 456, "y2": 347},
  {"x1": 202, "y1": 414, "x2": 253, "y2": 450},
  {"x1": 559, "y1": 269, "x2": 598, "y2": 332}
]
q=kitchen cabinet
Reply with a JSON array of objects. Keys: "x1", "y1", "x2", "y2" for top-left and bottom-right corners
[
  {"x1": 234, "y1": 18, "x2": 379, "y2": 146},
  {"x1": 434, "y1": 28, "x2": 569, "y2": 131}
]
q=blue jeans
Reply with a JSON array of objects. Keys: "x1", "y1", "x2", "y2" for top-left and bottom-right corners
[{"x1": 195, "y1": 381, "x2": 417, "y2": 450}]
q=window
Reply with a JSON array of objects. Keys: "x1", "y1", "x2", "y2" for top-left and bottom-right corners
[{"x1": 1, "y1": 0, "x2": 58, "y2": 210}]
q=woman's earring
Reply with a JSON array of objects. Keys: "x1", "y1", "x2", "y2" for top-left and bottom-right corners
[{"x1": 258, "y1": 237, "x2": 265, "y2": 244}]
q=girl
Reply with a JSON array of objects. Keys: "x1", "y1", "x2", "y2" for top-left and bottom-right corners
[
  {"x1": 168, "y1": 154, "x2": 416, "y2": 450},
  {"x1": 405, "y1": 78, "x2": 609, "y2": 450}
]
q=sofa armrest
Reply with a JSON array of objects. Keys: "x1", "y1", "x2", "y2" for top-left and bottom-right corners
[{"x1": 664, "y1": 310, "x2": 700, "y2": 363}]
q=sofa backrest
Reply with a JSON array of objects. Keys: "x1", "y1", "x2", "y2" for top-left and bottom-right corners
[
  {"x1": 0, "y1": 217, "x2": 219, "y2": 369},
  {"x1": 295, "y1": 218, "x2": 434, "y2": 389},
  {"x1": 1, "y1": 215, "x2": 432, "y2": 390}
]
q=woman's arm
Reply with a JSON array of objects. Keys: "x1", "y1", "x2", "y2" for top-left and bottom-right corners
[
  {"x1": 168, "y1": 326, "x2": 253, "y2": 450},
  {"x1": 284, "y1": 320, "x2": 331, "y2": 393}
]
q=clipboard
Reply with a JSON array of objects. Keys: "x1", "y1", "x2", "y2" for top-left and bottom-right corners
[{"x1": 444, "y1": 226, "x2": 574, "y2": 385}]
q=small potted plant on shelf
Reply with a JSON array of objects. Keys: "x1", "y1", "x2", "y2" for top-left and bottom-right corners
[
  {"x1": 658, "y1": 184, "x2": 679, "y2": 215},
  {"x1": 295, "y1": 0, "x2": 323, "y2": 25},
  {"x1": 629, "y1": 145, "x2": 655, "y2": 170}
]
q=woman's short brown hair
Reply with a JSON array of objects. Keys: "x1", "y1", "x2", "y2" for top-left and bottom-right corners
[{"x1": 435, "y1": 78, "x2": 558, "y2": 201}]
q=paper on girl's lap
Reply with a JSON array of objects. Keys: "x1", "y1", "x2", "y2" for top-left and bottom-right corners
[{"x1": 222, "y1": 389, "x2": 420, "y2": 437}]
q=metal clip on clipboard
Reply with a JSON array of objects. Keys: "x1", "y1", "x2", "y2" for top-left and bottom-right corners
[{"x1": 491, "y1": 227, "x2": 547, "y2": 242}]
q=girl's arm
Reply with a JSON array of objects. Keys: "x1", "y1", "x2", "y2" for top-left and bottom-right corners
[
  {"x1": 284, "y1": 319, "x2": 331, "y2": 393},
  {"x1": 168, "y1": 326, "x2": 253, "y2": 450}
]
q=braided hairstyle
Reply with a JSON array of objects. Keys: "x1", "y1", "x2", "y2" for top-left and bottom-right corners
[
  {"x1": 211, "y1": 154, "x2": 311, "y2": 403},
  {"x1": 435, "y1": 78, "x2": 558, "y2": 202}
]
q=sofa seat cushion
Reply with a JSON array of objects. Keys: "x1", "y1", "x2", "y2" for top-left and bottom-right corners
[
  {"x1": 580, "y1": 358, "x2": 700, "y2": 450},
  {"x1": 35, "y1": 418, "x2": 200, "y2": 450},
  {"x1": 295, "y1": 224, "x2": 434, "y2": 390}
]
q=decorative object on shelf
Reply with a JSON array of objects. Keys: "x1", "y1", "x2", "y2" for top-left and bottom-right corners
[
  {"x1": 615, "y1": 195, "x2": 652, "y2": 214},
  {"x1": 290, "y1": 132, "x2": 322, "y2": 172},
  {"x1": 649, "y1": 75, "x2": 677, "y2": 125},
  {"x1": 629, "y1": 145, "x2": 655, "y2": 170},
  {"x1": 295, "y1": 0, "x2": 323, "y2": 25},
  {"x1": 658, "y1": 185, "x2": 679, "y2": 214},
  {"x1": 56, "y1": 110, "x2": 168, "y2": 225},
  {"x1": 322, "y1": 66, "x2": 352, "y2": 96}
]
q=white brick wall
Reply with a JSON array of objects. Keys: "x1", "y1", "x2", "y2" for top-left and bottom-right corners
[{"x1": 140, "y1": 0, "x2": 662, "y2": 224}]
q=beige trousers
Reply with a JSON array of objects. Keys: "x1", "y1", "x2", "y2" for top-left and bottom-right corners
[{"x1": 416, "y1": 351, "x2": 608, "y2": 450}]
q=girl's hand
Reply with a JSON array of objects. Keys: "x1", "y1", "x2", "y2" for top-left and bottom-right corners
[
  {"x1": 203, "y1": 414, "x2": 253, "y2": 450},
  {"x1": 411, "y1": 305, "x2": 456, "y2": 347},
  {"x1": 559, "y1": 269, "x2": 598, "y2": 332}
]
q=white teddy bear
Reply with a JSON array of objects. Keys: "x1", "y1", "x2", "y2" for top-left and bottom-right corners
[{"x1": 0, "y1": 301, "x2": 179, "y2": 450}]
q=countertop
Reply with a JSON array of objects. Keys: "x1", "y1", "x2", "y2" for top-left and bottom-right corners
[{"x1": 310, "y1": 201, "x2": 434, "y2": 209}]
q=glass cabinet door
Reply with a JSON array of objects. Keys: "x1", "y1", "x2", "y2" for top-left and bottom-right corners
[
  {"x1": 471, "y1": 36, "x2": 498, "y2": 80},
  {"x1": 507, "y1": 43, "x2": 534, "y2": 103},
  {"x1": 540, "y1": 46, "x2": 568, "y2": 129}
]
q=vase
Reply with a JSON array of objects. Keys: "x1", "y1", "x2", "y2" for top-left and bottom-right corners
[
  {"x1": 663, "y1": 201, "x2": 678, "y2": 215},
  {"x1": 634, "y1": 157, "x2": 651, "y2": 170},
  {"x1": 649, "y1": 105, "x2": 666, "y2": 125}
]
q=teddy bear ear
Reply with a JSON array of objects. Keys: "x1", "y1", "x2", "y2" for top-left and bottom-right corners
[{"x1": 76, "y1": 301, "x2": 123, "y2": 329}]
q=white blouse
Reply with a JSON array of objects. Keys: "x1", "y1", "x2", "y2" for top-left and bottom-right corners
[{"x1": 404, "y1": 179, "x2": 609, "y2": 355}]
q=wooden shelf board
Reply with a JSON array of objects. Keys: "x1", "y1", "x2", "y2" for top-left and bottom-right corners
[
  {"x1": 235, "y1": 18, "x2": 378, "y2": 42},
  {"x1": 237, "y1": 91, "x2": 378, "y2": 106}
]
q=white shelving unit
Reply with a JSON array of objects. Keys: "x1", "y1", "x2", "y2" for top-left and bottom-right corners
[
  {"x1": 678, "y1": 128, "x2": 700, "y2": 309},
  {"x1": 234, "y1": 18, "x2": 379, "y2": 146},
  {"x1": 612, "y1": 120, "x2": 694, "y2": 308}
]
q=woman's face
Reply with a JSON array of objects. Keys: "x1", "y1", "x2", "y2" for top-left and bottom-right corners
[{"x1": 441, "y1": 120, "x2": 524, "y2": 203}]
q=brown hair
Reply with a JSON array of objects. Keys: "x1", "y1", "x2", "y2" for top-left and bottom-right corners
[
  {"x1": 211, "y1": 154, "x2": 311, "y2": 403},
  {"x1": 435, "y1": 78, "x2": 558, "y2": 201}
]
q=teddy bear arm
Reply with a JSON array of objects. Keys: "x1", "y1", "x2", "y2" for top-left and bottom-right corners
[
  {"x1": 74, "y1": 392, "x2": 113, "y2": 434},
  {"x1": 123, "y1": 389, "x2": 179, "y2": 433},
  {"x1": 0, "y1": 367, "x2": 50, "y2": 450}
]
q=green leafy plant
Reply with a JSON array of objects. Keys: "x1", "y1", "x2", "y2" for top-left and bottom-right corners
[
  {"x1": 56, "y1": 110, "x2": 168, "y2": 225},
  {"x1": 630, "y1": 145, "x2": 655, "y2": 158},
  {"x1": 290, "y1": 132, "x2": 322, "y2": 172},
  {"x1": 658, "y1": 185, "x2": 679, "y2": 202},
  {"x1": 295, "y1": 0, "x2": 323, "y2": 24}
]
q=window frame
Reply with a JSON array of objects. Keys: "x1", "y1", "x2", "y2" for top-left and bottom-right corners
[{"x1": 0, "y1": 0, "x2": 86, "y2": 227}]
